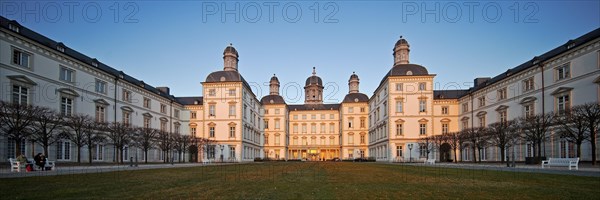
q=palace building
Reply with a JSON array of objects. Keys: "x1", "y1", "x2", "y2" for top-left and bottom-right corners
[{"x1": 1, "y1": 15, "x2": 599, "y2": 163}]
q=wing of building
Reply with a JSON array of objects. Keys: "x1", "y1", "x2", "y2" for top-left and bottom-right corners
[{"x1": 1, "y1": 16, "x2": 598, "y2": 163}]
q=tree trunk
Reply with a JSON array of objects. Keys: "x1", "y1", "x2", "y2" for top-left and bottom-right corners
[
  {"x1": 14, "y1": 138, "x2": 22, "y2": 157},
  {"x1": 453, "y1": 148, "x2": 458, "y2": 163},
  {"x1": 576, "y1": 141, "x2": 582, "y2": 158},
  {"x1": 144, "y1": 148, "x2": 149, "y2": 164},
  {"x1": 77, "y1": 145, "x2": 82, "y2": 163},
  {"x1": 43, "y1": 144, "x2": 49, "y2": 158},
  {"x1": 500, "y1": 146, "x2": 506, "y2": 163},
  {"x1": 88, "y1": 146, "x2": 93, "y2": 164},
  {"x1": 472, "y1": 146, "x2": 477, "y2": 163},
  {"x1": 591, "y1": 130, "x2": 597, "y2": 165}
]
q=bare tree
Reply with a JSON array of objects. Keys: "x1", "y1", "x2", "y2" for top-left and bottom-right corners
[
  {"x1": 106, "y1": 122, "x2": 133, "y2": 164},
  {"x1": 487, "y1": 120, "x2": 518, "y2": 163},
  {"x1": 196, "y1": 137, "x2": 216, "y2": 161},
  {"x1": 0, "y1": 101, "x2": 42, "y2": 157},
  {"x1": 179, "y1": 135, "x2": 193, "y2": 163},
  {"x1": 518, "y1": 113, "x2": 555, "y2": 162},
  {"x1": 578, "y1": 102, "x2": 600, "y2": 165},
  {"x1": 172, "y1": 132, "x2": 183, "y2": 162},
  {"x1": 554, "y1": 105, "x2": 590, "y2": 158},
  {"x1": 417, "y1": 136, "x2": 433, "y2": 160},
  {"x1": 84, "y1": 122, "x2": 107, "y2": 164},
  {"x1": 65, "y1": 114, "x2": 94, "y2": 163},
  {"x1": 157, "y1": 130, "x2": 174, "y2": 163},
  {"x1": 461, "y1": 128, "x2": 480, "y2": 163},
  {"x1": 134, "y1": 127, "x2": 159, "y2": 164},
  {"x1": 30, "y1": 107, "x2": 64, "y2": 156}
]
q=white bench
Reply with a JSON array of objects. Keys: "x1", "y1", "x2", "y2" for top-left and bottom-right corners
[
  {"x1": 201, "y1": 159, "x2": 212, "y2": 165},
  {"x1": 541, "y1": 157, "x2": 579, "y2": 170},
  {"x1": 45, "y1": 159, "x2": 56, "y2": 171},
  {"x1": 9, "y1": 158, "x2": 20, "y2": 172},
  {"x1": 425, "y1": 158, "x2": 436, "y2": 165}
]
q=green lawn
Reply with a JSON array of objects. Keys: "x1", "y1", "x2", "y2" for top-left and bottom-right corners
[{"x1": 2, "y1": 162, "x2": 598, "y2": 199}]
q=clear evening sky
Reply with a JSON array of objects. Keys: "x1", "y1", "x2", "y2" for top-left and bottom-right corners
[{"x1": 1, "y1": 1, "x2": 598, "y2": 104}]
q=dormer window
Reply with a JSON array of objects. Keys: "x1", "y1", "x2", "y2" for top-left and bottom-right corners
[
  {"x1": 8, "y1": 24, "x2": 19, "y2": 32},
  {"x1": 56, "y1": 46, "x2": 65, "y2": 52},
  {"x1": 92, "y1": 62, "x2": 98, "y2": 67}
]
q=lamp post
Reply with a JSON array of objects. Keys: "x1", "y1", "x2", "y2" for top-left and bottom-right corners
[
  {"x1": 220, "y1": 145, "x2": 224, "y2": 163},
  {"x1": 408, "y1": 144, "x2": 413, "y2": 163}
]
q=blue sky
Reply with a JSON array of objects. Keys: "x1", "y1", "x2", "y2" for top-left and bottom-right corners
[{"x1": 1, "y1": 1, "x2": 599, "y2": 104}]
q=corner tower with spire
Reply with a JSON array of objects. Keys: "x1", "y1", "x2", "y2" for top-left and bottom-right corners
[{"x1": 304, "y1": 67, "x2": 324, "y2": 104}]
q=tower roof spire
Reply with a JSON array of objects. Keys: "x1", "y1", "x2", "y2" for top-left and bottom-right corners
[{"x1": 312, "y1": 67, "x2": 316, "y2": 76}]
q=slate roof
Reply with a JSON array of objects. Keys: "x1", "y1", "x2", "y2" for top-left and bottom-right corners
[
  {"x1": 204, "y1": 70, "x2": 252, "y2": 90},
  {"x1": 342, "y1": 93, "x2": 369, "y2": 103},
  {"x1": 175, "y1": 97, "x2": 203, "y2": 105},
  {"x1": 433, "y1": 90, "x2": 469, "y2": 99},
  {"x1": 305, "y1": 75, "x2": 323, "y2": 86},
  {"x1": 260, "y1": 95, "x2": 286, "y2": 105},
  {"x1": 288, "y1": 104, "x2": 340, "y2": 111}
]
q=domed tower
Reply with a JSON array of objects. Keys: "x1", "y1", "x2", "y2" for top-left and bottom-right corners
[
  {"x1": 348, "y1": 72, "x2": 359, "y2": 94},
  {"x1": 223, "y1": 43, "x2": 239, "y2": 71},
  {"x1": 269, "y1": 74, "x2": 280, "y2": 95},
  {"x1": 393, "y1": 36, "x2": 410, "y2": 65},
  {"x1": 304, "y1": 67, "x2": 324, "y2": 104}
]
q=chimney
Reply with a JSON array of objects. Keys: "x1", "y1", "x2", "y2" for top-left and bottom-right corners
[
  {"x1": 157, "y1": 87, "x2": 170, "y2": 95},
  {"x1": 474, "y1": 77, "x2": 491, "y2": 88}
]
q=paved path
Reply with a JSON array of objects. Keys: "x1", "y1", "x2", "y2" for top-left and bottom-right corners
[
  {"x1": 390, "y1": 162, "x2": 600, "y2": 177},
  {"x1": 0, "y1": 163, "x2": 236, "y2": 178}
]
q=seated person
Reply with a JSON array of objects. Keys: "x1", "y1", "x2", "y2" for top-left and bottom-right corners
[
  {"x1": 34, "y1": 153, "x2": 46, "y2": 171},
  {"x1": 16, "y1": 153, "x2": 34, "y2": 171}
]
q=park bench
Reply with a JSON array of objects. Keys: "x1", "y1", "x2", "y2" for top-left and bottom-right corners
[
  {"x1": 541, "y1": 157, "x2": 579, "y2": 170},
  {"x1": 9, "y1": 158, "x2": 20, "y2": 172},
  {"x1": 425, "y1": 158, "x2": 435, "y2": 165}
]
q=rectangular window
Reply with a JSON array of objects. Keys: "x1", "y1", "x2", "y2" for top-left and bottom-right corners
[
  {"x1": 419, "y1": 124, "x2": 426, "y2": 135},
  {"x1": 330, "y1": 114, "x2": 334, "y2": 119},
  {"x1": 321, "y1": 124, "x2": 326, "y2": 133},
  {"x1": 229, "y1": 105, "x2": 236, "y2": 116},
  {"x1": 60, "y1": 97, "x2": 73, "y2": 116},
  {"x1": 441, "y1": 106, "x2": 449, "y2": 115},
  {"x1": 174, "y1": 109, "x2": 180, "y2": 118},
  {"x1": 462, "y1": 120, "x2": 469, "y2": 130},
  {"x1": 123, "y1": 111, "x2": 131, "y2": 125},
  {"x1": 293, "y1": 138, "x2": 298, "y2": 145},
  {"x1": 524, "y1": 104, "x2": 534, "y2": 118},
  {"x1": 122, "y1": 89, "x2": 131, "y2": 102},
  {"x1": 12, "y1": 85, "x2": 28, "y2": 105},
  {"x1": 311, "y1": 138, "x2": 316, "y2": 145},
  {"x1": 209, "y1": 127, "x2": 215, "y2": 137},
  {"x1": 396, "y1": 146, "x2": 403, "y2": 157},
  {"x1": 95, "y1": 105, "x2": 106, "y2": 123},
  {"x1": 556, "y1": 94, "x2": 570, "y2": 114},
  {"x1": 311, "y1": 124, "x2": 316, "y2": 133},
  {"x1": 360, "y1": 119, "x2": 365, "y2": 128},
  {"x1": 13, "y1": 49, "x2": 31, "y2": 68},
  {"x1": 396, "y1": 83, "x2": 403, "y2": 91},
  {"x1": 321, "y1": 114, "x2": 325, "y2": 119},
  {"x1": 209, "y1": 89, "x2": 216, "y2": 96},
  {"x1": 92, "y1": 144, "x2": 104, "y2": 161},
  {"x1": 229, "y1": 147, "x2": 236, "y2": 159},
  {"x1": 555, "y1": 63, "x2": 571, "y2": 81},
  {"x1": 330, "y1": 137, "x2": 335, "y2": 145},
  {"x1": 360, "y1": 135, "x2": 365, "y2": 144},
  {"x1": 56, "y1": 141, "x2": 71, "y2": 160},
  {"x1": 348, "y1": 135, "x2": 354, "y2": 144},
  {"x1": 348, "y1": 118, "x2": 354, "y2": 128},
  {"x1": 348, "y1": 107, "x2": 354, "y2": 113},
  {"x1": 419, "y1": 144, "x2": 427, "y2": 158},
  {"x1": 95, "y1": 80, "x2": 107, "y2": 94},
  {"x1": 360, "y1": 107, "x2": 366, "y2": 113},
  {"x1": 294, "y1": 115, "x2": 298, "y2": 120},
  {"x1": 275, "y1": 120, "x2": 280, "y2": 129},
  {"x1": 498, "y1": 88, "x2": 507, "y2": 100},
  {"x1": 174, "y1": 124, "x2": 180, "y2": 134},
  {"x1": 191, "y1": 111, "x2": 197, "y2": 119},
  {"x1": 396, "y1": 101, "x2": 403, "y2": 113},
  {"x1": 523, "y1": 77, "x2": 534, "y2": 92},
  {"x1": 499, "y1": 110, "x2": 507, "y2": 123},
  {"x1": 264, "y1": 119, "x2": 269, "y2": 129},
  {"x1": 418, "y1": 82, "x2": 426, "y2": 91},
  {"x1": 462, "y1": 103, "x2": 469, "y2": 113},
  {"x1": 479, "y1": 116, "x2": 486, "y2": 127},
  {"x1": 160, "y1": 121, "x2": 167, "y2": 131},
  {"x1": 230, "y1": 126, "x2": 235, "y2": 138},
  {"x1": 478, "y1": 96, "x2": 486, "y2": 107},
  {"x1": 143, "y1": 98, "x2": 151, "y2": 108},
  {"x1": 209, "y1": 105, "x2": 216, "y2": 116},
  {"x1": 396, "y1": 124, "x2": 403, "y2": 136},
  {"x1": 302, "y1": 124, "x2": 307, "y2": 133},
  {"x1": 419, "y1": 100, "x2": 426, "y2": 112},
  {"x1": 143, "y1": 117, "x2": 151, "y2": 129},
  {"x1": 293, "y1": 125, "x2": 298, "y2": 133},
  {"x1": 442, "y1": 123, "x2": 449, "y2": 134},
  {"x1": 190, "y1": 127, "x2": 196, "y2": 137},
  {"x1": 302, "y1": 115, "x2": 307, "y2": 119},
  {"x1": 275, "y1": 109, "x2": 280, "y2": 114},
  {"x1": 60, "y1": 67, "x2": 75, "y2": 83},
  {"x1": 160, "y1": 104, "x2": 167, "y2": 114},
  {"x1": 311, "y1": 115, "x2": 316, "y2": 119},
  {"x1": 329, "y1": 124, "x2": 335, "y2": 133},
  {"x1": 275, "y1": 135, "x2": 280, "y2": 145},
  {"x1": 229, "y1": 89, "x2": 236, "y2": 96}
]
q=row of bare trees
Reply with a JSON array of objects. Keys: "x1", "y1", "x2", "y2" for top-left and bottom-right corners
[
  {"x1": 420, "y1": 102, "x2": 600, "y2": 165},
  {"x1": 0, "y1": 101, "x2": 215, "y2": 164}
]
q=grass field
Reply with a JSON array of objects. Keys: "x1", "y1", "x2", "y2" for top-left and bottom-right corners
[{"x1": 1, "y1": 162, "x2": 599, "y2": 199}]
